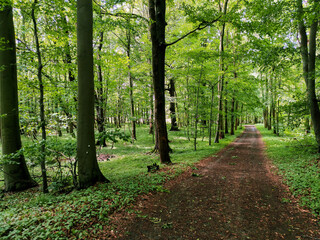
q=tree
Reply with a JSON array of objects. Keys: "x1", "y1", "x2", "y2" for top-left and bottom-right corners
[
  {"x1": 148, "y1": 0, "x2": 171, "y2": 164},
  {"x1": 214, "y1": 0, "x2": 229, "y2": 143},
  {"x1": 149, "y1": 0, "x2": 220, "y2": 164},
  {"x1": 296, "y1": 0, "x2": 320, "y2": 152},
  {"x1": 32, "y1": 0, "x2": 48, "y2": 193},
  {"x1": 0, "y1": 3, "x2": 36, "y2": 191},
  {"x1": 77, "y1": 0, "x2": 108, "y2": 188}
]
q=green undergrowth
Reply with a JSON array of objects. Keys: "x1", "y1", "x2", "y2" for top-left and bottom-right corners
[
  {"x1": 257, "y1": 124, "x2": 320, "y2": 217},
  {"x1": 0, "y1": 126, "x2": 242, "y2": 239}
]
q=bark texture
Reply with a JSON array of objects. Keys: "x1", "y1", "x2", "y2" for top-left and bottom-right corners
[
  {"x1": 77, "y1": 0, "x2": 108, "y2": 188},
  {"x1": 0, "y1": 5, "x2": 36, "y2": 191},
  {"x1": 149, "y1": 0, "x2": 171, "y2": 164},
  {"x1": 297, "y1": 0, "x2": 320, "y2": 152}
]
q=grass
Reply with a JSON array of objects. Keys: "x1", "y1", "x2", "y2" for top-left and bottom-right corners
[
  {"x1": 257, "y1": 124, "x2": 320, "y2": 217},
  {"x1": 0, "y1": 125, "x2": 242, "y2": 239}
]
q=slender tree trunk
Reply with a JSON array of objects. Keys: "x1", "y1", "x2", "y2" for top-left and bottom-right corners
[
  {"x1": 224, "y1": 82, "x2": 228, "y2": 134},
  {"x1": 169, "y1": 78, "x2": 179, "y2": 131},
  {"x1": 77, "y1": 0, "x2": 108, "y2": 188},
  {"x1": 235, "y1": 101, "x2": 239, "y2": 130},
  {"x1": 209, "y1": 84, "x2": 215, "y2": 145},
  {"x1": 297, "y1": 0, "x2": 320, "y2": 152},
  {"x1": 186, "y1": 62, "x2": 191, "y2": 141},
  {"x1": 240, "y1": 104, "x2": 243, "y2": 128},
  {"x1": 149, "y1": 0, "x2": 171, "y2": 164},
  {"x1": 126, "y1": 20, "x2": 137, "y2": 141},
  {"x1": 149, "y1": 82, "x2": 154, "y2": 135},
  {"x1": 214, "y1": 0, "x2": 228, "y2": 143},
  {"x1": 95, "y1": 31, "x2": 106, "y2": 146},
  {"x1": 32, "y1": 0, "x2": 48, "y2": 193},
  {"x1": 230, "y1": 95, "x2": 235, "y2": 135},
  {"x1": 0, "y1": 4, "x2": 37, "y2": 192},
  {"x1": 62, "y1": 16, "x2": 76, "y2": 137},
  {"x1": 194, "y1": 66, "x2": 203, "y2": 151}
]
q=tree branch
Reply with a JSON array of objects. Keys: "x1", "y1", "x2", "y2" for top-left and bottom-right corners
[
  {"x1": 93, "y1": 0, "x2": 149, "y2": 23},
  {"x1": 166, "y1": 16, "x2": 221, "y2": 47}
]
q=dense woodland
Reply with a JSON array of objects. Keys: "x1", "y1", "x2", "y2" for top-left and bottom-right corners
[
  {"x1": 0, "y1": 0, "x2": 320, "y2": 226},
  {"x1": 1, "y1": 0, "x2": 320, "y2": 191},
  {"x1": 1, "y1": 0, "x2": 320, "y2": 238}
]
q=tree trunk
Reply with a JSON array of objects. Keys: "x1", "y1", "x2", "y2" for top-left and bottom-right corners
[
  {"x1": 32, "y1": 0, "x2": 48, "y2": 193},
  {"x1": 235, "y1": 101, "x2": 239, "y2": 130},
  {"x1": 149, "y1": 0, "x2": 171, "y2": 164},
  {"x1": 297, "y1": 0, "x2": 320, "y2": 152},
  {"x1": 214, "y1": 0, "x2": 228, "y2": 143},
  {"x1": 126, "y1": 20, "x2": 137, "y2": 140},
  {"x1": 230, "y1": 96, "x2": 235, "y2": 135},
  {"x1": 209, "y1": 84, "x2": 215, "y2": 145},
  {"x1": 95, "y1": 31, "x2": 106, "y2": 147},
  {"x1": 149, "y1": 82, "x2": 154, "y2": 135},
  {"x1": 0, "y1": 4, "x2": 37, "y2": 192},
  {"x1": 169, "y1": 78, "x2": 179, "y2": 131},
  {"x1": 194, "y1": 66, "x2": 203, "y2": 151},
  {"x1": 224, "y1": 82, "x2": 228, "y2": 134},
  {"x1": 77, "y1": 0, "x2": 108, "y2": 188}
]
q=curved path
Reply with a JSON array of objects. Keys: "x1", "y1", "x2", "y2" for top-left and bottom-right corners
[{"x1": 113, "y1": 126, "x2": 320, "y2": 239}]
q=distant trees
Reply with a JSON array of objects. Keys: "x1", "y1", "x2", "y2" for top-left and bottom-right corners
[{"x1": 0, "y1": 3, "x2": 36, "y2": 191}]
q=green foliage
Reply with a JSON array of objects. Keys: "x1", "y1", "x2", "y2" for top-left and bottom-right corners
[
  {"x1": 96, "y1": 129, "x2": 130, "y2": 148},
  {"x1": 258, "y1": 124, "x2": 320, "y2": 216}
]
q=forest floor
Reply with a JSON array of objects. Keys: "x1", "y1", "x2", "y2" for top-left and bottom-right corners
[{"x1": 106, "y1": 125, "x2": 320, "y2": 240}]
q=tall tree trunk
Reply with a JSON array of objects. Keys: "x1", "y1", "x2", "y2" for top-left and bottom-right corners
[
  {"x1": 149, "y1": 82, "x2": 154, "y2": 135},
  {"x1": 297, "y1": 0, "x2": 320, "y2": 152},
  {"x1": 149, "y1": 0, "x2": 171, "y2": 164},
  {"x1": 77, "y1": 0, "x2": 108, "y2": 188},
  {"x1": 0, "y1": 4, "x2": 37, "y2": 192},
  {"x1": 126, "y1": 19, "x2": 137, "y2": 140},
  {"x1": 235, "y1": 101, "x2": 239, "y2": 130},
  {"x1": 169, "y1": 78, "x2": 179, "y2": 131},
  {"x1": 194, "y1": 66, "x2": 203, "y2": 151},
  {"x1": 32, "y1": 0, "x2": 48, "y2": 193},
  {"x1": 214, "y1": 0, "x2": 228, "y2": 143},
  {"x1": 95, "y1": 31, "x2": 106, "y2": 146},
  {"x1": 230, "y1": 95, "x2": 235, "y2": 135},
  {"x1": 62, "y1": 16, "x2": 76, "y2": 137},
  {"x1": 224, "y1": 82, "x2": 228, "y2": 134},
  {"x1": 209, "y1": 84, "x2": 215, "y2": 145}
]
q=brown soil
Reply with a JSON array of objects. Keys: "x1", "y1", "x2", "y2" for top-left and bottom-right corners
[{"x1": 107, "y1": 125, "x2": 320, "y2": 240}]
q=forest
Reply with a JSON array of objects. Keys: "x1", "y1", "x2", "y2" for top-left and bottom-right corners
[{"x1": 0, "y1": 0, "x2": 320, "y2": 239}]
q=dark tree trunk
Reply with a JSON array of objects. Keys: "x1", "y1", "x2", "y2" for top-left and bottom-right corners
[
  {"x1": 297, "y1": 0, "x2": 320, "y2": 152},
  {"x1": 0, "y1": 4, "x2": 37, "y2": 192},
  {"x1": 230, "y1": 96, "x2": 235, "y2": 135},
  {"x1": 149, "y1": 0, "x2": 171, "y2": 164},
  {"x1": 214, "y1": 0, "x2": 228, "y2": 143},
  {"x1": 209, "y1": 84, "x2": 215, "y2": 145},
  {"x1": 235, "y1": 101, "x2": 239, "y2": 130},
  {"x1": 126, "y1": 20, "x2": 137, "y2": 140},
  {"x1": 169, "y1": 78, "x2": 179, "y2": 131},
  {"x1": 95, "y1": 31, "x2": 106, "y2": 147},
  {"x1": 224, "y1": 82, "x2": 228, "y2": 134},
  {"x1": 62, "y1": 16, "x2": 76, "y2": 137},
  {"x1": 149, "y1": 82, "x2": 154, "y2": 135},
  {"x1": 32, "y1": 0, "x2": 48, "y2": 193},
  {"x1": 77, "y1": 0, "x2": 108, "y2": 188}
]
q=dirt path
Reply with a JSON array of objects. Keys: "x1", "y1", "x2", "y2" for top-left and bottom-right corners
[{"x1": 111, "y1": 126, "x2": 320, "y2": 239}]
